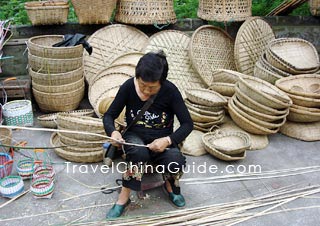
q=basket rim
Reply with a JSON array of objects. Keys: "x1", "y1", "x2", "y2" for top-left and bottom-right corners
[
  {"x1": 185, "y1": 88, "x2": 228, "y2": 107},
  {"x1": 28, "y1": 35, "x2": 83, "y2": 50}
]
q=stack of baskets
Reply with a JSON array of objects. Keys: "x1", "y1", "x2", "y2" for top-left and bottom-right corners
[
  {"x1": 52, "y1": 114, "x2": 106, "y2": 163},
  {"x1": 184, "y1": 88, "x2": 227, "y2": 132},
  {"x1": 275, "y1": 74, "x2": 320, "y2": 123},
  {"x1": 25, "y1": 1, "x2": 69, "y2": 26},
  {"x1": 229, "y1": 76, "x2": 292, "y2": 135},
  {"x1": 202, "y1": 130, "x2": 250, "y2": 161},
  {"x1": 254, "y1": 38, "x2": 320, "y2": 84},
  {"x1": 27, "y1": 35, "x2": 85, "y2": 112}
]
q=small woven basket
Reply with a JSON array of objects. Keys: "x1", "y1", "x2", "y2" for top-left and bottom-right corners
[
  {"x1": 310, "y1": 0, "x2": 320, "y2": 16},
  {"x1": 71, "y1": 0, "x2": 117, "y2": 24},
  {"x1": 115, "y1": 0, "x2": 177, "y2": 25},
  {"x1": 0, "y1": 176, "x2": 24, "y2": 198},
  {"x1": 0, "y1": 153, "x2": 13, "y2": 179},
  {"x1": 30, "y1": 175, "x2": 54, "y2": 199},
  {"x1": 33, "y1": 164, "x2": 55, "y2": 180},
  {"x1": 25, "y1": 1, "x2": 69, "y2": 26},
  {"x1": 27, "y1": 35, "x2": 83, "y2": 59},
  {"x1": 2, "y1": 100, "x2": 33, "y2": 126},
  {"x1": 56, "y1": 114, "x2": 105, "y2": 133},
  {"x1": 197, "y1": 0, "x2": 252, "y2": 22},
  {"x1": 16, "y1": 159, "x2": 37, "y2": 180}
]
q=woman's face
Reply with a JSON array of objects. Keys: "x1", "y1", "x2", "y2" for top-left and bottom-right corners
[{"x1": 137, "y1": 77, "x2": 161, "y2": 98}]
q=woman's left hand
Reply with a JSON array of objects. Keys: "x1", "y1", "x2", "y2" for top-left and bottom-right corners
[{"x1": 148, "y1": 137, "x2": 170, "y2": 153}]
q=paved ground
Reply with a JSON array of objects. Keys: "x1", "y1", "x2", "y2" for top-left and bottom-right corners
[{"x1": 0, "y1": 99, "x2": 320, "y2": 225}]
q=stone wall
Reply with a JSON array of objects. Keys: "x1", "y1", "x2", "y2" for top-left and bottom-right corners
[{"x1": 1, "y1": 16, "x2": 319, "y2": 79}]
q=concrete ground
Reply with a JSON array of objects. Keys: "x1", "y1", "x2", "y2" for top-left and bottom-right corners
[{"x1": 0, "y1": 99, "x2": 320, "y2": 226}]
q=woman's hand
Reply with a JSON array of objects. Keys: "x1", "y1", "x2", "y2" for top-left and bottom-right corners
[
  {"x1": 110, "y1": 130, "x2": 125, "y2": 147},
  {"x1": 148, "y1": 136, "x2": 171, "y2": 153}
]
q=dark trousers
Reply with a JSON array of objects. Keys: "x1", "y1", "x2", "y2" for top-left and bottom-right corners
[{"x1": 121, "y1": 132, "x2": 186, "y2": 191}]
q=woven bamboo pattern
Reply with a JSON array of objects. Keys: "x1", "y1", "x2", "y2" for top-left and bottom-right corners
[
  {"x1": 27, "y1": 35, "x2": 83, "y2": 59},
  {"x1": 211, "y1": 69, "x2": 245, "y2": 84},
  {"x1": 37, "y1": 109, "x2": 94, "y2": 129},
  {"x1": 56, "y1": 114, "x2": 105, "y2": 132},
  {"x1": 29, "y1": 67, "x2": 84, "y2": 86},
  {"x1": 110, "y1": 52, "x2": 144, "y2": 66},
  {"x1": 32, "y1": 85, "x2": 84, "y2": 112},
  {"x1": 204, "y1": 131, "x2": 250, "y2": 155},
  {"x1": 254, "y1": 60, "x2": 283, "y2": 85},
  {"x1": 32, "y1": 76, "x2": 84, "y2": 93},
  {"x1": 71, "y1": 0, "x2": 117, "y2": 24},
  {"x1": 0, "y1": 128, "x2": 12, "y2": 152},
  {"x1": 144, "y1": 30, "x2": 206, "y2": 98},
  {"x1": 57, "y1": 125, "x2": 106, "y2": 141},
  {"x1": 287, "y1": 107, "x2": 320, "y2": 123},
  {"x1": 88, "y1": 72, "x2": 132, "y2": 111},
  {"x1": 59, "y1": 134, "x2": 104, "y2": 149},
  {"x1": 209, "y1": 82, "x2": 235, "y2": 97},
  {"x1": 260, "y1": 53, "x2": 292, "y2": 77},
  {"x1": 189, "y1": 25, "x2": 236, "y2": 86},
  {"x1": 234, "y1": 17, "x2": 275, "y2": 76},
  {"x1": 185, "y1": 88, "x2": 228, "y2": 107},
  {"x1": 266, "y1": 38, "x2": 320, "y2": 74},
  {"x1": 50, "y1": 133, "x2": 103, "y2": 163},
  {"x1": 197, "y1": 0, "x2": 252, "y2": 22},
  {"x1": 115, "y1": 0, "x2": 177, "y2": 25},
  {"x1": 28, "y1": 53, "x2": 83, "y2": 74},
  {"x1": 84, "y1": 24, "x2": 148, "y2": 85},
  {"x1": 287, "y1": 92, "x2": 320, "y2": 108},
  {"x1": 275, "y1": 74, "x2": 320, "y2": 99},
  {"x1": 310, "y1": 0, "x2": 320, "y2": 16},
  {"x1": 25, "y1": 1, "x2": 69, "y2": 26},
  {"x1": 237, "y1": 76, "x2": 292, "y2": 109},
  {"x1": 280, "y1": 121, "x2": 320, "y2": 141}
]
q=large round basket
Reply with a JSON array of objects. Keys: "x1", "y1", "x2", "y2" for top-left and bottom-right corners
[
  {"x1": 189, "y1": 25, "x2": 236, "y2": 86},
  {"x1": 145, "y1": 30, "x2": 206, "y2": 98},
  {"x1": 254, "y1": 60, "x2": 283, "y2": 85},
  {"x1": 56, "y1": 114, "x2": 105, "y2": 133},
  {"x1": 287, "y1": 107, "x2": 320, "y2": 123},
  {"x1": 234, "y1": 17, "x2": 275, "y2": 76},
  {"x1": 84, "y1": 24, "x2": 148, "y2": 85},
  {"x1": 115, "y1": 0, "x2": 177, "y2": 25},
  {"x1": 27, "y1": 35, "x2": 83, "y2": 59},
  {"x1": 197, "y1": 0, "x2": 252, "y2": 22},
  {"x1": 32, "y1": 76, "x2": 84, "y2": 93},
  {"x1": 185, "y1": 88, "x2": 228, "y2": 107},
  {"x1": 71, "y1": 0, "x2": 117, "y2": 24}
]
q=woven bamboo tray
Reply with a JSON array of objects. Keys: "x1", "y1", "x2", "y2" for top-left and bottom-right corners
[
  {"x1": 189, "y1": 25, "x2": 236, "y2": 86},
  {"x1": 266, "y1": 38, "x2": 320, "y2": 74},
  {"x1": 254, "y1": 60, "x2": 283, "y2": 85},
  {"x1": 233, "y1": 95, "x2": 288, "y2": 122},
  {"x1": 25, "y1": 1, "x2": 69, "y2": 26},
  {"x1": 202, "y1": 133, "x2": 246, "y2": 161},
  {"x1": 27, "y1": 35, "x2": 83, "y2": 59},
  {"x1": 115, "y1": 0, "x2": 176, "y2": 25},
  {"x1": 211, "y1": 69, "x2": 245, "y2": 84},
  {"x1": 287, "y1": 107, "x2": 320, "y2": 123},
  {"x1": 33, "y1": 85, "x2": 84, "y2": 112},
  {"x1": 28, "y1": 53, "x2": 83, "y2": 74},
  {"x1": 185, "y1": 99, "x2": 224, "y2": 112},
  {"x1": 58, "y1": 133, "x2": 105, "y2": 149},
  {"x1": 57, "y1": 114, "x2": 105, "y2": 132},
  {"x1": 88, "y1": 72, "x2": 132, "y2": 111},
  {"x1": 203, "y1": 131, "x2": 251, "y2": 155},
  {"x1": 228, "y1": 97, "x2": 280, "y2": 135},
  {"x1": 71, "y1": 0, "x2": 117, "y2": 24},
  {"x1": 310, "y1": 0, "x2": 320, "y2": 16},
  {"x1": 280, "y1": 120, "x2": 320, "y2": 141},
  {"x1": 209, "y1": 83, "x2": 235, "y2": 97},
  {"x1": 37, "y1": 109, "x2": 95, "y2": 128},
  {"x1": 0, "y1": 128, "x2": 12, "y2": 152},
  {"x1": 230, "y1": 96, "x2": 287, "y2": 130},
  {"x1": 287, "y1": 93, "x2": 320, "y2": 108},
  {"x1": 32, "y1": 76, "x2": 84, "y2": 93},
  {"x1": 237, "y1": 76, "x2": 292, "y2": 109},
  {"x1": 58, "y1": 125, "x2": 106, "y2": 141},
  {"x1": 189, "y1": 108, "x2": 224, "y2": 123},
  {"x1": 185, "y1": 88, "x2": 228, "y2": 107},
  {"x1": 260, "y1": 53, "x2": 292, "y2": 77},
  {"x1": 197, "y1": 0, "x2": 252, "y2": 22},
  {"x1": 110, "y1": 52, "x2": 144, "y2": 67},
  {"x1": 234, "y1": 17, "x2": 275, "y2": 76},
  {"x1": 235, "y1": 85, "x2": 289, "y2": 116},
  {"x1": 84, "y1": 24, "x2": 148, "y2": 85},
  {"x1": 144, "y1": 30, "x2": 206, "y2": 98},
  {"x1": 50, "y1": 133, "x2": 103, "y2": 163},
  {"x1": 29, "y1": 67, "x2": 84, "y2": 86},
  {"x1": 275, "y1": 74, "x2": 320, "y2": 99}
]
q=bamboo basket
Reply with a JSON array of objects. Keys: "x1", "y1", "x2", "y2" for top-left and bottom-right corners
[
  {"x1": 56, "y1": 114, "x2": 105, "y2": 133},
  {"x1": 310, "y1": 0, "x2": 320, "y2": 16},
  {"x1": 59, "y1": 134, "x2": 104, "y2": 149},
  {"x1": 25, "y1": 1, "x2": 69, "y2": 26},
  {"x1": 32, "y1": 76, "x2": 84, "y2": 93},
  {"x1": 71, "y1": 0, "x2": 117, "y2": 24},
  {"x1": 209, "y1": 83, "x2": 235, "y2": 97},
  {"x1": 185, "y1": 88, "x2": 228, "y2": 107},
  {"x1": 254, "y1": 60, "x2": 283, "y2": 85},
  {"x1": 197, "y1": 0, "x2": 252, "y2": 22},
  {"x1": 0, "y1": 176, "x2": 24, "y2": 198},
  {"x1": 184, "y1": 99, "x2": 224, "y2": 112},
  {"x1": 287, "y1": 107, "x2": 320, "y2": 123},
  {"x1": 27, "y1": 35, "x2": 83, "y2": 59},
  {"x1": 30, "y1": 176, "x2": 54, "y2": 198},
  {"x1": 287, "y1": 92, "x2": 320, "y2": 108},
  {"x1": 29, "y1": 67, "x2": 84, "y2": 86},
  {"x1": 57, "y1": 125, "x2": 106, "y2": 141},
  {"x1": 115, "y1": 0, "x2": 177, "y2": 25}
]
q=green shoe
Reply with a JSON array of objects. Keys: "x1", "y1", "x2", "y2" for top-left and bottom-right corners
[
  {"x1": 163, "y1": 185, "x2": 186, "y2": 208},
  {"x1": 106, "y1": 199, "x2": 131, "y2": 219}
]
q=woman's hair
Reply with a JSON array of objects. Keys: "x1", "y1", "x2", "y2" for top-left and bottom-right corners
[{"x1": 135, "y1": 50, "x2": 168, "y2": 83}]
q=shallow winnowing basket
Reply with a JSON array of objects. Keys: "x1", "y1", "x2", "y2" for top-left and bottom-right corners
[
  {"x1": 310, "y1": 0, "x2": 320, "y2": 16},
  {"x1": 25, "y1": 1, "x2": 69, "y2": 26},
  {"x1": 197, "y1": 0, "x2": 252, "y2": 22},
  {"x1": 115, "y1": 0, "x2": 177, "y2": 25},
  {"x1": 2, "y1": 100, "x2": 33, "y2": 126}
]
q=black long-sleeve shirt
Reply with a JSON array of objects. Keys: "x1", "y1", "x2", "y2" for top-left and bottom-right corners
[{"x1": 103, "y1": 78, "x2": 193, "y2": 146}]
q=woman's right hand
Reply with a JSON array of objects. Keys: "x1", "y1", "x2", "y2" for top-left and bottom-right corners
[{"x1": 110, "y1": 130, "x2": 125, "y2": 147}]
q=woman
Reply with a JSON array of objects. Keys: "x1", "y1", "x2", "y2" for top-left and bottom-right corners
[{"x1": 103, "y1": 50, "x2": 193, "y2": 218}]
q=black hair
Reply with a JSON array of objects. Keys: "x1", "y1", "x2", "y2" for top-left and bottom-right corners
[{"x1": 135, "y1": 50, "x2": 168, "y2": 83}]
